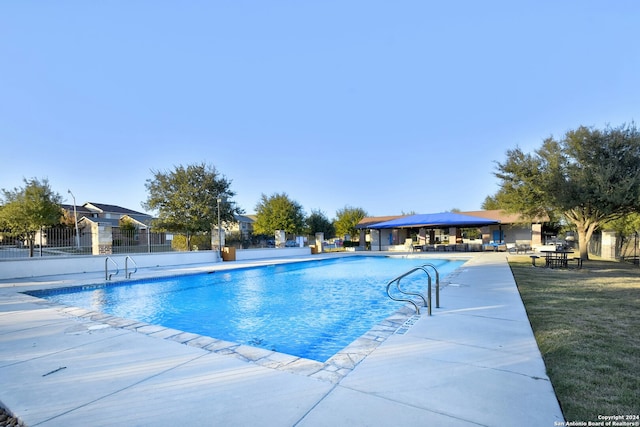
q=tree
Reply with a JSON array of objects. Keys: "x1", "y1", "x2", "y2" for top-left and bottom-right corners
[
  {"x1": 481, "y1": 195, "x2": 501, "y2": 210},
  {"x1": 306, "y1": 209, "x2": 335, "y2": 238},
  {"x1": 59, "y1": 208, "x2": 77, "y2": 229},
  {"x1": 492, "y1": 123, "x2": 640, "y2": 259},
  {"x1": 334, "y1": 206, "x2": 367, "y2": 240},
  {"x1": 0, "y1": 178, "x2": 64, "y2": 257},
  {"x1": 143, "y1": 163, "x2": 242, "y2": 250},
  {"x1": 253, "y1": 193, "x2": 306, "y2": 237},
  {"x1": 602, "y1": 213, "x2": 640, "y2": 237},
  {"x1": 117, "y1": 217, "x2": 138, "y2": 246}
]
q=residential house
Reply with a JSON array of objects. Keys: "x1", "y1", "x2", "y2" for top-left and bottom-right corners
[
  {"x1": 80, "y1": 202, "x2": 153, "y2": 225},
  {"x1": 66, "y1": 202, "x2": 157, "y2": 254},
  {"x1": 227, "y1": 214, "x2": 255, "y2": 240}
]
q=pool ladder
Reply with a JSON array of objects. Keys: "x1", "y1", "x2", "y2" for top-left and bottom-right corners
[
  {"x1": 125, "y1": 256, "x2": 138, "y2": 279},
  {"x1": 386, "y1": 263, "x2": 440, "y2": 315},
  {"x1": 105, "y1": 256, "x2": 138, "y2": 281},
  {"x1": 105, "y1": 257, "x2": 119, "y2": 281}
]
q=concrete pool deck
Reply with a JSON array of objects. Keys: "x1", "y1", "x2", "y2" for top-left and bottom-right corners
[{"x1": 0, "y1": 252, "x2": 564, "y2": 426}]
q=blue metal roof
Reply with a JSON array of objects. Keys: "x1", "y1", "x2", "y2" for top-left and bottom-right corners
[{"x1": 367, "y1": 212, "x2": 500, "y2": 229}]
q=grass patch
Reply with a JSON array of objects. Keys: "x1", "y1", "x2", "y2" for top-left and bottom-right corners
[{"x1": 509, "y1": 256, "x2": 640, "y2": 421}]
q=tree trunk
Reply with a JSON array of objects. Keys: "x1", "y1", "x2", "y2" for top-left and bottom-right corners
[
  {"x1": 577, "y1": 228, "x2": 590, "y2": 260},
  {"x1": 574, "y1": 219, "x2": 599, "y2": 260},
  {"x1": 566, "y1": 209, "x2": 600, "y2": 261}
]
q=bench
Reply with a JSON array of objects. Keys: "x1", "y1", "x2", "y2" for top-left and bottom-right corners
[
  {"x1": 530, "y1": 255, "x2": 540, "y2": 267},
  {"x1": 572, "y1": 257, "x2": 583, "y2": 269}
]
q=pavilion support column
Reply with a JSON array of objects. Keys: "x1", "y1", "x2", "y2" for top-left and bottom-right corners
[
  {"x1": 480, "y1": 226, "x2": 490, "y2": 244},
  {"x1": 449, "y1": 227, "x2": 462, "y2": 244},
  {"x1": 531, "y1": 223, "x2": 542, "y2": 246},
  {"x1": 418, "y1": 228, "x2": 426, "y2": 245},
  {"x1": 370, "y1": 229, "x2": 381, "y2": 251}
]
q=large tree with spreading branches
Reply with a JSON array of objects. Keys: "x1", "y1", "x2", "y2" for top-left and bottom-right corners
[
  {"x1": 143, "y1": 162, "x2": 242, "y2": 250},
  {"x1": 253, "y1": 193, "x2": 306, "y2": 238},
  {"x1": 492, "y1": 123, "x2": 640, "y2": 259}
]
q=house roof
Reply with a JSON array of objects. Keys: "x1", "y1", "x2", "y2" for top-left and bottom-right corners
[
  {"x1": 78, "y1": 217, "x2": 120, "y2": 227},
  {"x1": 234, "y1": 214, "x2": 255, "y2": 223},
  {"x1": 122, "y1": 215, "x2": 152, "y2": 227},
  {"x1": 461, "y1": 209, "x2": 549, "y2": 223},
  {"x1": 60, "y1": 204, "x2": 93, "y2": 216},
  {"x1": 124, "y1": 214, "x2": 152, "y2": 226},
  {"x1": 84, "y1": 202, "x2": 151, "y2": 217},
  {"x1": 356, "y1": 215, "x2": 405, "y2": 229}
]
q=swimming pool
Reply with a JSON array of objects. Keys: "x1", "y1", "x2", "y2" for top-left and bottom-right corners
[{"x1": 28, "y1": 256, "x2": 466, "y2": 362}]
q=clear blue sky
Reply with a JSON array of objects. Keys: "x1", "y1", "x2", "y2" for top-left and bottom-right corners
[{"x1": 2, "y1": 1, "x2": 638, "y2": 219}]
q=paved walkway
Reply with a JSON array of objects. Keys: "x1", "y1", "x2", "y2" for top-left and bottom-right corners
[{"x1": 0, "y1": 252, "x2": 564, "y2": 426}]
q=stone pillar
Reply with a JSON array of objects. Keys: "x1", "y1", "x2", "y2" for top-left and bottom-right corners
[
  {"x1": 275, "y1": 230, "x2": 286, "y2": 247},
  {"x1": 92, "y1": 222, "x2": 113, "y2": 255},
  {"x1": 315, "y1": 232, "x2": 324, "y2": 252},
  {"x1": 601, "y1": 231, "x2": 617, "y2": 259}
]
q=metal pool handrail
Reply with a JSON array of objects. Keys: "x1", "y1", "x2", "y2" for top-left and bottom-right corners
[
  {"x1": 105, "y1": 257, "x2": 119, "y2": 281},
  {"x1": 420, "y1": 263, "x2": 441, "y2": 308},
  {"x1": 386, "y1": 266, "x2": 433, "y2": 315},
  {"x1": 125, "y1": 256, "x2": 138, "y2": 279}
]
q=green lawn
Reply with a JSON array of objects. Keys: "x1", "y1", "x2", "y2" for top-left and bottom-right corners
[{"x1": 509, "y1": 256, "x2": 640, "y2": 421}]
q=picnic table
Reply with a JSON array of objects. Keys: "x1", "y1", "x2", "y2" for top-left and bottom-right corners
[{"x1": 540, "y1": 250, "x2": 575, "y2": 268}]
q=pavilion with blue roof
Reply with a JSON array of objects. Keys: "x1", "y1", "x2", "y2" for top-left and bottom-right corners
[{"x1": 355, "y1": 210, "x2": 546, "y2": 252}]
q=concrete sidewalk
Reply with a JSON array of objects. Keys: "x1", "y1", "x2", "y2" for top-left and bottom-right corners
[{"x1": 0, "y1": 252, "x2": 564, "y2": 426}]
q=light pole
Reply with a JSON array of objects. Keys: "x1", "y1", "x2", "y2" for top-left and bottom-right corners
[
  {"x1": 217, "y1": 197, "x2": 222, "y2": 254},
  {"x1": 67, "y1": 189, "x2": 80, "y2": 250}
]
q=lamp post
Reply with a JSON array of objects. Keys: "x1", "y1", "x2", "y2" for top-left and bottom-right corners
[
  {"x1": 217, "y1": 197, "x2": 222, "y2": 254},
  {"x1": 67, "y1": 189, "x2": 80, "y2": 250}
]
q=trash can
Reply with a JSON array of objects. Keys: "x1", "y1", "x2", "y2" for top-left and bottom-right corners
[{"x1": 222, "y1": 246, "x2": 236, "y2": 261}]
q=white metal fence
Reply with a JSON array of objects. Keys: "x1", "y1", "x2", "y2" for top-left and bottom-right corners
[
  {"x1": 0, "y1": 226, "x2": 318, "y2": 260},
  {"x1": 0, "y1": 227, "x2": 187, "y2": 259}
]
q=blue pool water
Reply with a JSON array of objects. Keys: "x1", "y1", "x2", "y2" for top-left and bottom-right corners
[{"x1": 29, "y1": 256, "x2": 465, "y2": 362}]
